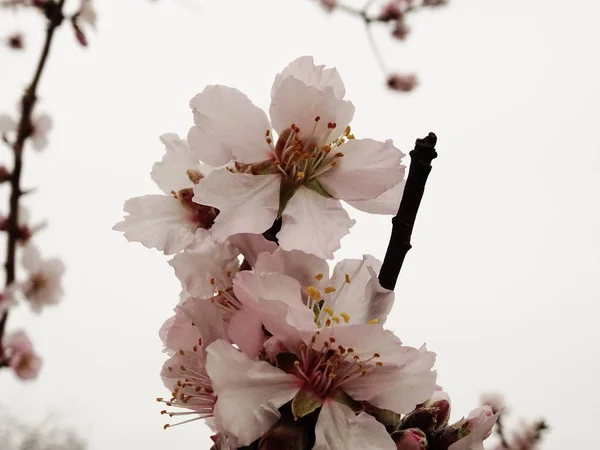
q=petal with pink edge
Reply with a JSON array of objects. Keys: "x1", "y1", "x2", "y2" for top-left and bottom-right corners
[
  {"x1": 278, "y1": 186, "x2": 355, "y2": 259},
  {"x1": 188, "y1": 85, "x2": 273, "y2": 166},
  {"x1": 314, "y1": 400, "x2": 395, "y2": 450},
  {"x1": 193, "y1": 170, "x2": 281, "y2": 242},
  {"x1": 205, "y1": 340, "x2": 300, "y2": 446}
]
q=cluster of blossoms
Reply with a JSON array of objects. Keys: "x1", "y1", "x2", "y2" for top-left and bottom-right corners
[{"x1": 116, "y1": 57, "x2": 499, "y2": 449}]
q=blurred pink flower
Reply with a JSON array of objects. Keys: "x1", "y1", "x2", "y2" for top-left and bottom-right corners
[
  {"x1": 4, "y1": 330, "x2": 42, "y2": 380},
  {"x1": 20, "y1": 244, "x2": 65, "y2": 313}
]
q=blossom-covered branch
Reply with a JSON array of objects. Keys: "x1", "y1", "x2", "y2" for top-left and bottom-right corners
[{"x1": 314, "y1": 0, "x2": 449, "y2": 92}]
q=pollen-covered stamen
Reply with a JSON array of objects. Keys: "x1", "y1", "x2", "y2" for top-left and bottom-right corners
[
  {"x1": 294, "y1": 333, "x2": 384, "y2": 398},
  {"x1": 158, "y1": 362, "x2": 216, "y2": 429}
]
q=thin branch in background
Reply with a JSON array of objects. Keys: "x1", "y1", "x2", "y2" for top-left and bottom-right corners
[
  {"x1": 378, "y1": 132, "x2": 438, "y2": 291},
  {"x1": 314, "y1": 0, "x2": 449, "y2": 92},
  {"x1": 0, "y1": 0, "x2": 66, "y2": 361}
]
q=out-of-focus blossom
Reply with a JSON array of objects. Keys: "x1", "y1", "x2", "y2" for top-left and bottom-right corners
[
  {"x1": 318, "y1": 0, "x2": 336, "y2": 12},
  {"x1": 423, "y1": 0, "x2": 448, "y2": 7},
  {"x1": 189, "y1": 56, "x2": 406, "y2": 258},
  {"x1": 0, "y1": 112, "x2": 52, "y2": 150},
  {"x1": 393, "y1": 428, "x2": 428, "y2": 450},
  {"x1": 0, "y1": 287, "x2": 18, "y2": 315},
  {"x1": 449, "y1": 406, "x2": 499, "y2": 450},
  {"x1": 480, "y1": 392, "x2": 506, "y2": 414},
  {"x1": 78, "y1": 0, "x2": 96, "y2": 28},
  {"x1": 387, "y1": 73, "x2": 418, "y2": 92},
  {"x1": 3, "y1": 330, "x2": 42, "y2": 380},
  {"x1": 19, "y1": 244, "x2": 65, "y2": 313}
]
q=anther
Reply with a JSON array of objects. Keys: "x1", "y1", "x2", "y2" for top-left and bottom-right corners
[
  {"x1": 334, "y1": 152, "x2": 344, "y2": 158},
  {"x1": 210, "y1": 277, "x2": 216, "y2": 285},
  {"x1": 179, "y1": 349, "x2": 184, "y2": 355},
  {"x1": 324, "y1": 286, "x2": 336, "y2": 294},
  {"x1": 315, "y1": 273, "x2": 324, "y2": 281},
  {"x1": 376, "y1": 362, "x2": 383, "y2": 367},
  {"x1": 314, "y1": 116, "x2": 321, "y2": 122},
  {"x1": 164, "y1": 424, "x2": 170, "y2": 430},
  {"x1": 368, "y1": 319, "x2": 379, "y2": 324},
  {"x1": 340, "y1": 312, "x2": 350, "y2": 323},
  {"x1": 323, "y1": 306, "x2": 334, "y2": 316},
  {"x1": 373, "y1": 353, "x2": 381, "y2": 358},
  {"x1": 345, "y1": 274, "x2": 351, "y2": 283}
]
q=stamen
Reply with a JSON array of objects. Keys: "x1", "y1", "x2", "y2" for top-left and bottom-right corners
[
  {"x1": 315, "y1": 273, "x2": 324, "y2": 281},
  {"x1": 345, "y1": 274, "x2": 351, "y2": 283},
  {"x1": 368, "y1": 319, "x2": 379, "y2": 324},
  {"x1": 324, "y1": 286, "x2": 336, "y2": 294},
  {"x1": 339, "y1": 312, "x2": 350, "y2": 323}
]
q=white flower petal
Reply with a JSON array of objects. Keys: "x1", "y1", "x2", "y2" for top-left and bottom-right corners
[
  {"x1": 228, "y1": 233, "x2": 278, "y2": 267},
  {"x1": 319, "y1": 139, "x2": 405, "y2": 201},
  {"x1": 151, "y1": 133, "x2": 202, "y2": 194},
  {"x1": 113, "y1": 195, "x2": 206, "y2": 254},
  {"x1": 169, "y1": 240, "x2": 239, "y2": 298},
  {"x1": 278, "y1": 186, "x2": 354, "y2": 259},
  {"x1": 323, "y1": 255, "x2": 393, "y2": 325},
  {"x1": 188, "y1": 85, "x2": 273, "y2": 165},
  {"x1": 254, "y1": 248, "x2": 330, "y2": 289},
  {"x1": 193, "y1": 170, "x2": 280, "y2": 242},
  {"x1": 269, "y1": 77, "x2": 354, "y2": 145},
  {"x1": 21, "y1": 244, "x2": 42, "y2": 273},
  {"x1": 314, "y1": 401, "x2": 395, "y2": 450},
  {"x1": 346, "y1": 179, "x2": 405, "y2": 214},
  {"x1": 206, "y1": 340, "x2": 300, "y2": 446},
  {"x1": 271, "y1": 56, "x2": 346, "y2": 100},
  {"x1": 227, "y1": 308, "x2": 265, "y2": 358},
  {"x1": 449, "y1": 411, "x2": 500, "y2": 450}
]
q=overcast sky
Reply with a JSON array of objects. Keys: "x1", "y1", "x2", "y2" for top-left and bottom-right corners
[{"x1": 1, "y1": 0, "x2": 598, "y2": 449}]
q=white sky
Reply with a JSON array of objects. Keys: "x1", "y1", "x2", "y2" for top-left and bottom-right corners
[{"x1": 0, "y1": 0, "x2": 599, "y2": 449}]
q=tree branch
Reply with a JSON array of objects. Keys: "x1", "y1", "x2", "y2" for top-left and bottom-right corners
[
  {"x1": 0, "y1": 0, "x2": 66, "y2": 354},
  {"x1": 378, "y1": 132, "x2": 438, "y2": 291}
]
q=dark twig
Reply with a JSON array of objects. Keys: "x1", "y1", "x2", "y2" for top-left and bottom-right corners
[
  {"x1": 378, "y1": 132, "x2": 438, "y2": 291},
  {"x1": 0, "y1": 0, "x2": 66, "y2": 355}
]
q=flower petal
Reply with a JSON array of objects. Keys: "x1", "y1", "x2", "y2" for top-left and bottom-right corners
[
  {"x1": 319, "y1": 139, "x2": 405, "y2": 201},
  {"x1": 314, "y1": 401, "x2": 395, "y2": 450},
  {"x1": 271, "y1": 56, "x2": 346, "y2": 100},
  {"x1": 169, "y1": 240, "x2": 239, "y2": 298},
  {"x1": 188, "y1": 85, "x2": 273, "y2": 165},
  {"x1": 346, "y1": 179, "x2": 405, "y2": 214},
  {"x1": 0, "y1": 114, "x2": 17, "y2": 133},
  {"x1": 322, "y1": 255, "x2": 393, "y2": 325},
  {"x1": 113, "y1": 195, "x2": 206, "y2": 254},
  {"x1": 278, "y1": 186, "x2": 355, "y2": 259},
  {"x1": 228, "y1": 233, "x2": 278, "y2": 267},
  {"x1": 448, "y1": 410, "x2": 500, "y2": 450},
  {"x1": 206, "y1": 340, "x2": 300, "y2": 446},
  {"x1": 269, "y1": 77, "x2": 354, "y2": 145},
  {"x1": 193, "y1": 171, "x2": 281, "y2": 242},
  {"x1": 227, "y1": 307, "x2": 265, "y2": 358},
  {"x1": 254, "y1": 248, "x2": 330, "y2": 290},
  {"x1": 151, "y1": 133, "x2": 203, "y2": 194}
]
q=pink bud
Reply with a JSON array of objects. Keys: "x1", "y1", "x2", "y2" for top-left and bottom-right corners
[
  {"x1": 393, "y1": 428, "x2": 428, "y2": 450},
  {"x1": 392, "y1": 19, "x2": 410, "y2": 40},
  {"x1": 387, "y1": 73, "x2": 418, "y2": 92},
  {"x1": 72, "y1": 21, "x2": 88, "y2": 47},
  {"x1": 320, "y1": 0, "x2": 336, "y2": 12},
  {"x1": 6, "y1": 32, "x2": 24, "y2": 50},
  {"x1": 379, "y1": 2, "x2": 403, "y2": 22}
]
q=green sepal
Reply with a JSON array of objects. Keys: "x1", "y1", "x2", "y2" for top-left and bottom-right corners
[
  {"x1": 292, "y1": 388, "x2": 323, "y2": 420},
  {"x1": 305, "y1": 179, "x2": 332, "y2": 198},
  {"x1": 332, "y1": 390, "x2": 363, "y2": 414}
]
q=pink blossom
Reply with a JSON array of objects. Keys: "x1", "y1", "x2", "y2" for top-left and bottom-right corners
[
  {"x1": 189, "y1": 56, "x2": 406, "y2": 258},
  {"x1": 78, "y1": 0, "x2": 96, "y2": 29},
  {"x1": 205, "y1": 323, "x2": 436, "y2": 447},
  {"x1": 0, "y1": 286, "x2": 18, "y2": 315},
  {"x1": 20, "y1": 244, "x2": 65, "y2": 313},
  {"x1": 114, "y1": 134, "x2": 218, "y2": 255},
  {"x1": 4, "y1": 330, "x2": 42, "y2": 380}
]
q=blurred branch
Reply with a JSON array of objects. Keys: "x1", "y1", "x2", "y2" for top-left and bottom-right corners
[
  {"x1": 314, "y1": 0, "x2": 449, "y2": 91},
  {"x1": 0, "y1": 0, "x2": 66, "y2": 359}
]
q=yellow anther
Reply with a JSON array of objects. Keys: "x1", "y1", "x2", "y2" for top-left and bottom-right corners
[
  {"x1": 340, "y1": 312, "x2": 351, "y2": 323},
  {"x1": 294, "y1": 360, "x2": 300, "y2": 366},
  {"x1": 348, "y1": 134, "x2": 355, "y2": 139},
  {"x1": 334, "y1": 152, "x2": 344, "y2": 158},
  {"x1": 297, "y1": 171, "x2": 305, "y2": 180},
  {"x1": 332, "y1": 316, "x2": 340, "y2": 324},
  {"x1": 315, "y1": 273, "x2": 324, "y2": 281},
  {"x1": 344, "y1": 126, "x2": 351, "y2": 136},
  {"x1": 328, "y1": 373, "x2": 336, "y2": 379},
  {"x1": 345, "y1": 274, "x2": 351, "y2": 283},
  {"x1": 324, "y1": 286, "x2": 336, "y2": 294},
  {"x1": 376, "y1": 362, "x2": 384, "y2": 367},
  {"x1": 368, "y1": 319, "x2": 379, "y2": 324},
  {"x1": 307, "y1": 286, "x2": 322, "y2": 301},
  {"x1": 323, "y1": 306, "x2": 335, "y2": 316}
]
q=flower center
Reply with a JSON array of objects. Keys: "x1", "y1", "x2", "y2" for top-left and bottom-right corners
[
  {"x1": 293, "y1": 333, "x2": 383, "y2": 399},
  {"x1": 271, "y1": 118, "x2": 352, "y2": 186}
]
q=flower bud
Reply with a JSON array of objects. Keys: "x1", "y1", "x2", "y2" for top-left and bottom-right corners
[
  {"x1": 392, "y1": 428, "x2": 428, "y2": 450},
  {"x1": 387, "y1": 74, "x2": 418, "y2": 92}
]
